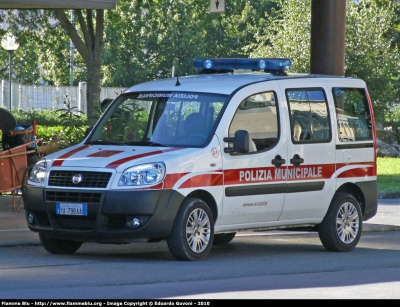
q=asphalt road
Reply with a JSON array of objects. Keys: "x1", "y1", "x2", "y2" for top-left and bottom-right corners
[
  {"x1": 0, "y1": 230, "x2": 399, "y2": 299},
  {"x1": 0, "y1": 197, "x2": 399, "y2": 246}
]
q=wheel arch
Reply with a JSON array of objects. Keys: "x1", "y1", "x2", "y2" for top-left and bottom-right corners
[
  {"x1": 185, "y1": 189, "x2": 218, "y2": 224},
  {"x1": 336, "y1": 183, "x2": 366, "y2": 218}
]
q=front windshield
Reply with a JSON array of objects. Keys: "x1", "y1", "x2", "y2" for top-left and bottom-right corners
[{"x1": 88, "y1": 92, "x2": 228, "y2": 147}]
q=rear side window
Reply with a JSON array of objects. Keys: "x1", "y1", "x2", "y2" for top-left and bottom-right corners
[
  {"x1": 332, "y1": 88, "x2": 373, "y2": 142},
  {"x1": 286, "y1": 88, "x2": 331, "y2": 143}
]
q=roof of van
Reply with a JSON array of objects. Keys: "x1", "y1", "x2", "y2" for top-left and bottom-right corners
[{"x1": 124, "y1": 72, "x2": 361, "y2": 95}]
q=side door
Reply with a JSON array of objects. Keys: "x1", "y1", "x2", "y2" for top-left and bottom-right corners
[
  {"x1": 278, "y1": 81, "x2": 336, "y2": 221},
  {"x1": 218, "y1": 86, "x2": 288, "y2": 227}
]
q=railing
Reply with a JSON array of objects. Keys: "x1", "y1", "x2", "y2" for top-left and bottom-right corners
[{"x1": 1, "y1": 80, "x2": 126, "y2": 113}]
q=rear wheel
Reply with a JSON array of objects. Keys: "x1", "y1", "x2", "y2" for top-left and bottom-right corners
[
  {"x1": 213, "y1": 232, "x2": 236, "y2": 245},
  {"x1": 318, "y1": 192, "x2": 362, "y2": 252},
  {"x1": 39, "y1": 233, "x2": 82, "y2": 254},
  {"x1": 167, "y1": 198, "x2": 214, "y2": 261}
]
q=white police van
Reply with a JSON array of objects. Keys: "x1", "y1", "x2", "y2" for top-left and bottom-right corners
[{"x1": 24, "y1": 58, "x2": 378, "y2": 261}]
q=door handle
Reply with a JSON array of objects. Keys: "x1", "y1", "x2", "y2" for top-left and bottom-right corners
[
  {"x1": 290, "y1": 154, "x2": 304, "y2": 167},
  {"x1": 272, "y1": 155, "x2": 286, "y2": 168}
]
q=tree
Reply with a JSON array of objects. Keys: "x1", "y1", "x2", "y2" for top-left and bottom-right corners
[
  {"x1": 55, "y1": 9, "x2": 104, "y2": 126},
  {"x1": 0, "y1": 9, "x2": 104, "y2": 126},
  {"x1": 102, "y1": 0, "x2": 277, "y2": 87},
  {"x1": 247, "y1": 0, "x2": 400, "y2": 124}
]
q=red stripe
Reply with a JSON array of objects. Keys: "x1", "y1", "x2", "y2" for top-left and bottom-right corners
[
  {"x1": 122, "y1": 163, "x2": 375, "y2": 191},
  {"x1": 52, "y1": 145, "x2": 89, "y2": 167},
  {"x1": 224, "y1": 164, "x2": 336, "y2": 185},
  {"x1": 163, "y1": 173, "x2": 189, "y2": 189},
  {"x1": 178, "y1": 173, "x2": 223, "y2": 189},
  {"x1": 336, "y1": 161, "x2": 376, "y2": 176},
  {"x1": 105, "y1": 147, "x2": 183, "y2": 169},
  {"x1": 337, "y1": 166, "x2": 375, "y2": 178}
]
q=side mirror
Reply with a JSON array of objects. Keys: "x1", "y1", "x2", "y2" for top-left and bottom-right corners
[{"x1": 223, "y1": 130, "x2": 249, "y2": 153}]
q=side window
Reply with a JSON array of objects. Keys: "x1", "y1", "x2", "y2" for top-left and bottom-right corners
[
  {"x1": 287, "y1": 89, "x2": 330, "y2": 143},
  {"x1": 332, "y1": 87, "x2": 373, "y2": 142},
  {"x1": 229, "y1": 91, "x2": 279, "y2": 152}
]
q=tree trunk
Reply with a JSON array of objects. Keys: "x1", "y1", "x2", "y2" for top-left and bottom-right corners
[
  {"x1": 86, "y1": 59, "x2": 102, "y2": 126},
  {"x1": 56, "y1": 9, "x2": 104, "y2": 127}
]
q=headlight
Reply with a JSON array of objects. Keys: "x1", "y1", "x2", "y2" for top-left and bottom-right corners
[
  {"x1": 118, "y1": 162, "x2": 166, "y2": 186},
  {"x1": 29, "y1": 160, "x2": 47, "y2": 184}
]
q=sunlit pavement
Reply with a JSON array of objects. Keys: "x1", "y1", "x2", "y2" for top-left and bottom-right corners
[{"x1": 0, "y1": 195, "x2": 399, "y2": 246}]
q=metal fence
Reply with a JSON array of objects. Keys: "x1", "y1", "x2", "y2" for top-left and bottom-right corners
[{"x1": 1, "y1": 80, "x2": 126, "y2": 113}]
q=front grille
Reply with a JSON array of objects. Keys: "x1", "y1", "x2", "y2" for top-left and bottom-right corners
[
  {"x1": 46, "y1": 191, "x2": 102, "y2": 203},
  {"x1": 48, "y1": 171, "x2": 112, "y2": 188}
]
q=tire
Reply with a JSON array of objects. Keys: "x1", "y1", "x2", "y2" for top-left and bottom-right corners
[
  {"x1": 167, "y1": 198, "x2": 214, "y2": 261},
  {"x1": 39, "y1": 233, "x2": 82, "y2": 255},
  {"x1": 318, "y1": 192, "x2": 362, "y2": 252},
  {"x1": 213, "y1": 232, "x2": 236, "y2": 245}
]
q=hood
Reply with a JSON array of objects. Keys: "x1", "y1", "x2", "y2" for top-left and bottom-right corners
[{"x1": 45, "y1": 143, "x2": 187, "y2": 171}]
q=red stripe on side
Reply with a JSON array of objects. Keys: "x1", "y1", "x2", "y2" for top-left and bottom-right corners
[
  {"x1": 337, "y1": 166, "x2": 375, "y2": 178},
  {"x1": 52, "y1": 145, "x2": 89, "y2": 167},
  {"x1": 163, "y1": 173, "x2": 190, "y2": 189},
  {"x1": 224, "y1": 164, "x2": 336, "y2": 185},
  {"x1": 337, "y1": 161, "x2": 376, "y2": 178},
  {"x1": 178, "y1": 173, "x2": 223, "y2": 189},
  {"x1": 105, "y1": 147, "x2": 183, "y2": 169}
]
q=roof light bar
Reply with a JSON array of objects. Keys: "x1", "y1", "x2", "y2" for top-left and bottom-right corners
[{"x1": 193, "y1": 58, "x2": 293, "y2": 74}]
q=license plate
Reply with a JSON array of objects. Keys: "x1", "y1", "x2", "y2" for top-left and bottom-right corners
[{"x1": 56, "y1": 203, "x2": 87, "y2": 216}]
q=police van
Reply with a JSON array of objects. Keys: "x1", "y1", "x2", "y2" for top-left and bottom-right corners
[{"x1": 24, "y1": 58, "x2": 378, "y2": 261}]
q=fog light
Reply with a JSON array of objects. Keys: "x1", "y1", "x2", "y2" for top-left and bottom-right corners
[
  {"x1": 132, "y1": 218, "x2": 140, "y2": 227},
  {"x1": 28, "y1": 213, "x2": 34, "y2": 224},
  {"x1": 126, "y1": 215, "x2": 150, "y2": 229}
]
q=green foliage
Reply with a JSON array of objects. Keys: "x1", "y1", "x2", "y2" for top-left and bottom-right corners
[
  {"x1": 377, "y1": 157, "x2": 400, "y2": 194},
  {"x1": 2, "y1": 0, "x2": 400, "y2": 130},
  {"x1": 247, "y1": 0, "x2": 400, "y2": 126},
  {"x1": 384, "y1": 106, "x2": 400, "y2": 142},
  {"x1": 246, "y1": 0, "x2": 311, "y2": 72},
  {"x1": 102, "y1": 0, "x2": 276, "y2": 87},
  {"x1": 12, "y1": 108, "x2": 87, "y2": 127},
  {"x1": 10, "y1": 107, "x2": 88, "y2": 148},
  {"x1": 345, "y1": 1, "x2": 400, "y2": 125},
  {"x1": 55, "y1": 96, "x2": 87, "y2": 146},
  {"x1": 36, "y1": 125, "x2": 86, "y2": 147}
]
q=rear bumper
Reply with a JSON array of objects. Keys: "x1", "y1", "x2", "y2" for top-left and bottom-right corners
[{"x1": 357, "y1": 180, "x2": 378, "y2": 221}]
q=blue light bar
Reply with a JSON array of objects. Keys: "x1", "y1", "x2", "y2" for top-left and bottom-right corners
[{"x1": 193, "y1": 58, "x2": 292, "y2": 73}]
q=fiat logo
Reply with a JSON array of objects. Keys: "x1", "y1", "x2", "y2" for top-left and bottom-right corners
[{"x1": 72, "y1": 174, "x2": 83, "y2": 184}]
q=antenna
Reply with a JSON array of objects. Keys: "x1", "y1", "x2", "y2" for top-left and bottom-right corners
[{"x1": 175, "y1": 75, "x2": 181, "y2": 86}]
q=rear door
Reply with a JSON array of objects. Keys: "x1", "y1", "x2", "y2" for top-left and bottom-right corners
[{"x1": 278, "y1": 79, "x2": 336, "y2": 221}]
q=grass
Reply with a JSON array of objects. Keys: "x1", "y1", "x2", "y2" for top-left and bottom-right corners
[{"x1": 377, "y1": 157, "x2": 400, "y2": 195}]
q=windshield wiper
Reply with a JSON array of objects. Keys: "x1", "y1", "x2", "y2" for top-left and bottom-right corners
[
  {"x1": 123, "y1": 141, "x2": 166, "y2": 147},
  {"x1": 87, "y1": 140, "x2": 123, "y2": 145}
]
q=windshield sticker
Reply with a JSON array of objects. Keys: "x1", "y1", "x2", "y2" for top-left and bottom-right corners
[
  {"x1": 138, "y1": 93, "x2": 173, "y2": 98},
  {"x1": 138, "y1": 93, "x2": 199, "y2": 100}
]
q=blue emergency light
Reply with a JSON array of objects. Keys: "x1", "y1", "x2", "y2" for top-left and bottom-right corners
[{"x1": 193, "y1": 58, "x2": 292, "y2": 74}]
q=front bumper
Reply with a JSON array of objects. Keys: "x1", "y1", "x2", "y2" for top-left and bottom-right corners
[{"x1": 23, "y1": 186, "x2": 184, "y2": 243}]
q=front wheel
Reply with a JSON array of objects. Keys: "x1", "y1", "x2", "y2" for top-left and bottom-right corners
[
  {"x1": 167, "y1": 198, "x2": 214, "y2": 261},
  {"x1": 39, "y1": 233, "x2": 82, "y2": 254},
  {"x1": 318, "y1": 192, "x2": 362, "y2": 252}
]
